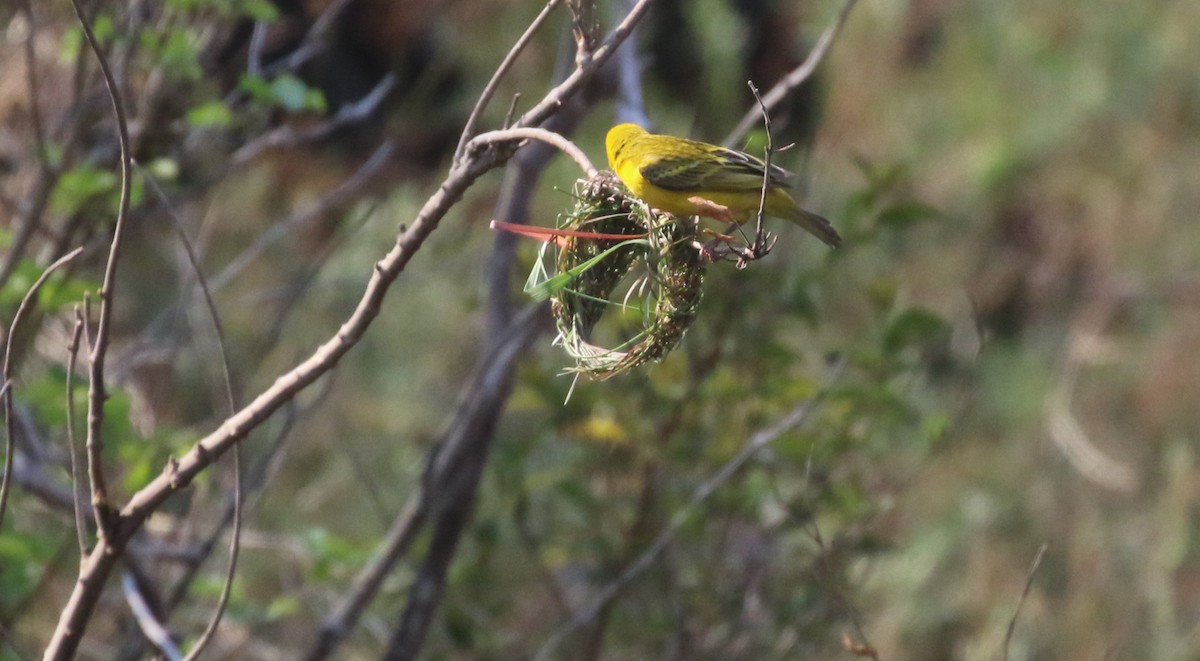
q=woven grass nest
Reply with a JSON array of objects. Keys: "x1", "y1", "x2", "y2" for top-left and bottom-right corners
[{"x1": 526, "y1": 170, "x2": 706, "y2": 379}]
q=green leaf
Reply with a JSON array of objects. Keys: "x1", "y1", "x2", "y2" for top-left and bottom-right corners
[
  {"x1": 0, "y1": 531, "x2": 55, "y2": 609},
  {"x1": 146, "y1": 157, "x2": 181, "y2": 181},
  {"x1": 60, "y1": 26, "x2": 83, "y2": 63},
  {"x1": 92, "y1": 14, "x2": 116, "y2": 45},
  {"x1": 238, "y1": 73, "x2": 273, "y2": 102},
  {"x1": 159, "y1": 29, "x2": 203, "y2": 81},
  {"x1": 270, "y1": 74, "x2": 312, "y2": 112},
  {"x1": 242, "y1": 73, "x2": 326, "y2": 113},
  {"x1": 240, "y1": 0, "x2": 280, "y2": 21},
  {"x1": 265, "y1": 595, "x2": 301, "y2": 620},
  {"x1": 866, "y1": 277, "x2": 899, "y2": 313},
  {"x1": 51, "y1": 164, "x2": 118, "y2": 215},
  {"x1": 523, "y1": 238, "x2": 649, "y2": 301},
  {"x1": 186, "y1": 100, "x2": 233, "y2": 128},
  {"x1": 38, "y1": 271, "x2": 98, "y2": 312}
]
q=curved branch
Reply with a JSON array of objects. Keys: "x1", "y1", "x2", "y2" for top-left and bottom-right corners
[
  {"x1": 455, "y1": 0, "x2": 564, "y2": 162},
  {"x1": 471, "y1": 127, "x2": 598, "y2": 176},
  {"x1": 1, "y1": 247, "x2": 84, "y2": 532}
]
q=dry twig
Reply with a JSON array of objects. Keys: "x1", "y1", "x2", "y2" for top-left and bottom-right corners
[
  {"x1": 70, "y1": 0, "x2": 133, "y2": 541},
  {"x1": 724, "y1": 0, "x2": 860, "y2": 146},
  {"x1": 0, "y1": 248, "x2": 84, "y2": 532}
]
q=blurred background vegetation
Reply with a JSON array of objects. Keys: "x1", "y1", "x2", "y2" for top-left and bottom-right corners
[{"x1": 2, "y1": 0, "x2": 1199, "y2": 659}]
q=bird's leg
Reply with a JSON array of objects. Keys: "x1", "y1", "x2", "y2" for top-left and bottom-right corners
[
  {"x1": 700, "y1": 227, "x2": 736, "y2": 243},
  {"x1": 686, "y1": 196, "x2": 735, "y2": 223}
]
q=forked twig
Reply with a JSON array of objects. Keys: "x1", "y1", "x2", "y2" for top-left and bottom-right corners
[
  {"x1": 69, "y1": 0, "x2": 133, "y2": 540},
  {"x1": 455, "y1": 0, "x2": 564, "y2": 162},
  {"x1": 724, "y1": 0, "x2": 860, "y2": 146}
]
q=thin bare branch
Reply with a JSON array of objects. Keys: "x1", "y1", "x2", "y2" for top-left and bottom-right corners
[
  {"x1": 67, "y1": 311, "x2": 89, "y2": 560},
  {"x1": 164, "y1": 397, "x2": 308, "y2": 615},
  {"x1": 139, "y1": 164, "x2": 245, "y2": 661},
  {"x1": 455, "y1": 0, "x2": 564, "y2": 162},
  {"x1": 724, "y1": 0, "x2": 860, "y2": 147},
  {"x1": 70, "y1": 0, "x2": 134, "y2": 539},
  {"x1": 0, "y1": 247, "x2": 85, "y2": 532},
  {"x1": 750, "y1": 82, "x2": 771, "y2": 245},
  {"x1": 303, "y1": 494, "x2": 425, "y2": 661},
  {"x1": 533, "y1": 358, "x2": 846, "y2": 661},
  {"x1": 1044, "y1": 300, "x2": 1137, "y2": 491},
  {"x1": 1002, "y1": 543, "x2": 1049, "y2": 661}
]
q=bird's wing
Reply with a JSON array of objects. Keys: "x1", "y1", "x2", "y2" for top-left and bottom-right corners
[{"x1": 641, "y1": 142, "x2": 792, "y2": 192}]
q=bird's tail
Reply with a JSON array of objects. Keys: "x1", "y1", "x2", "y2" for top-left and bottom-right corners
[
  {"x1": 788, "y1": 207, "x2": 843, "y2": 248},
  {"x1": 769, "y1": 190, "x2": 843, "y2": 248}
]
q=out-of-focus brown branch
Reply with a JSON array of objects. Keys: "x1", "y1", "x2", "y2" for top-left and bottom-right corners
[
  {"x1": 1044, "y1": 298, "x2": 1137, "y2": 491},
  {"x1": 212, "y1": 140, "x2": 396, "y2": 291},
  {"x1": 120, "y1": 573, "x2": 183, "y2": 661},
  {"x1": 17, "y1": 0, "x2": 48, "y2": 166},
  {"x1": 382, "y1": 16, "x2": 616, "y2": 649},
  {"x1": 259, "y1": 0, "x2": 359, "y2": 79},
  {"x1": 305, "y1": 302, "x2": 549, "y2": 661},
  {"x1": 382, "y1": 302, "x2": 549, "y2": 659},
  {"x1": 315, "y1": 29, "x2": 601, "y2": 657},
  {"x1": 533, "y1": 359, "x2": 846, "y2": 661},
  {"x1": 303, "y1": 493, "x2": 425, "y2": 661},
  {"x1": 724, "y1": 0, "x2": 860, "y2": 147},
  {"x1": 1002, "y1": 543, "x2": 1049, "y2": 661}
]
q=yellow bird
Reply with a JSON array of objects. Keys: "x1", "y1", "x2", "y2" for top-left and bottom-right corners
[{"x1": 605, "y1": 123, "x2": 841, "y2": 247}]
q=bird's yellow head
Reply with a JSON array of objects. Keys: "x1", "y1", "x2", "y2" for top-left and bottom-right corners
[{"x1": 605, "y1": 123, "x2": 647, "y2": 171}]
